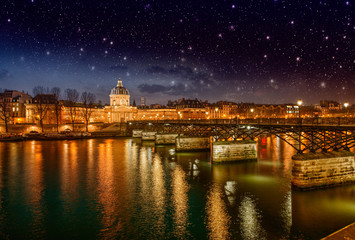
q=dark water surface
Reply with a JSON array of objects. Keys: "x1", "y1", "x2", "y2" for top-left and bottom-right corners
[{"x1": 0, "y1": 137, "x2": 354, "y2": 239}]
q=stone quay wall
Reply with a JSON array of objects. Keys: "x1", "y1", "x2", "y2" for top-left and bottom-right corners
[
  {"x1": 292, "y1": 151, "x2": 355, "y2": 189},
  {"x1": 212, "y1": 140, "x2": 257, "y2": 163},
  {"x1": 175, "y1": 137, "x2": 210, "y2": 151}
]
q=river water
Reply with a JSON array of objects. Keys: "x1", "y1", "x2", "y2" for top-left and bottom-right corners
[{"x1": 0, "y1": 137, "x2": 354, "y2": 239}]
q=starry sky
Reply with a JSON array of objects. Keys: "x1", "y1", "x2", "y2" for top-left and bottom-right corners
[{"x1": 1, "y1": 0, "x2": 354, "y2": 105}]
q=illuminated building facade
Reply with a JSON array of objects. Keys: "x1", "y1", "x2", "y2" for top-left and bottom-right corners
[
  {"x1": 0, "y1": 90, "x2": 32, "y2": 124},
  {"x1": 107, "y1": 79, "x2": 137, "y2": 122}
]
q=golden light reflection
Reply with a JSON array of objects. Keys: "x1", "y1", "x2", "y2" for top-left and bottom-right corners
[
  {"x1": 127, "y1": 141, "x2": 138, "y2": 190},
  {"x1": 206, "y1": 184, "x2": 231, "y2": 240},
  {"x1": 24, "y1": 141, "x2": 44, "y2": 237},
  {"x1": 139, "y1": 148, "x2": 149, "y2": 196},
  {"x1": 61, "y1": 141, "x2": 79, "y2": 199},
  {"x1": 281, "y1": 137, "x2": 296, "y2": 176},
  {"x1": 97, "y1": 139, "x2": 123, "y2": 236},
  {"x1": 152, "y1": 154, "x2": 166, "y2": 231},
  {"x1": 239, "y1": 196, "x2": 266, "y2": 240},
  {"x1": 9, "y1": 142, "x2": 20, "y2": 183},
  {"x1": 86, "y1": 139, "x2": 95, "y2": 195},
  {"x1": 172, "y1": 165, "x2": 189, "y2": 236}
]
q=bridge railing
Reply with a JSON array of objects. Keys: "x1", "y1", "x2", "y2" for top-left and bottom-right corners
[{"x1": 128, "y1": 117, "x2": 355, "y2": 126}]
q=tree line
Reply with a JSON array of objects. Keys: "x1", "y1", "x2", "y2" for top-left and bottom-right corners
[{"x1": 0, "y1": 86, "x2": 97, "y2": 133}]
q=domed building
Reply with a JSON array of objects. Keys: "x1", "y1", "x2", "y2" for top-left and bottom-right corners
[
  {"x1": 106, "y1": 78, "x2": 137, "y2": 122},
  {"x1": 110, "y1": 79, "x2": 130, "y2": 106}
]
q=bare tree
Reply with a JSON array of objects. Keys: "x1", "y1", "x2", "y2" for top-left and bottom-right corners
[
  {"x1": 81, "y1": 92, "x2": 96, "y2": 132},
  {"x1": 0, "y1": 90, "x2": 12, "y2": 133},
  {"x1": 51, "y1": 87, "x2": 62, "y2": 132},
  {"x1": 32, "y1": 86, "x2": 51, "y2": 133},
  {"x1": 65, "y1": 88, "x2": 79, "y2": 132}
]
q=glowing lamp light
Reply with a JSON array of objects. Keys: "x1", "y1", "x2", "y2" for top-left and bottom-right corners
[
  {"x1": 344, "y1": 102, "x2": 349, "y2": 108},
  {"x1": 297, "y1": 100, "x2": 303, "y2": 106}
]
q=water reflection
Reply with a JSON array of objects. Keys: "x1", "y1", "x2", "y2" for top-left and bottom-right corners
[
  {"x1": 139, "y1": 147, "x2": 150, "y2": 199},
  {"x1": 61, "y1": 141, "x2": 79, "y2": 201},
  {"x1": 239, "y1": 195, "x2": 266, "y2": 240},
  {"x1": 0, "y1": 136, "x2": 354, "y2": 239},
  {"x1": 86, "y1": 139, "x2": 95, "y2": 196},
  {"x1": 292, "y1": 184, "x2": 355, "y2": 239},
  {"x1": 280, "y1": 191, "x2": 292, "y2": 238},
  {"x1": 206, "y1": 184, "x2": 231, "y2": 240},
  {"x1": 152, "y1": 154, "x2": 166, "y2": 236},
  {"x1": 24, "y1": 141, "x2": 45, "y2": 238},
  {"x1": 97, "y1": 140, "x2": 122, "y2": 237},
  {"x1": 224, "y1": 181, "x2": 237, "y2": 205},
  {"x1": 172, "y1": 165, "x2": 189, "y2": 238}
]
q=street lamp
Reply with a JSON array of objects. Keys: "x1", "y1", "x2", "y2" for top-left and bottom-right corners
[
  {"x1": 297, "y1": 99, "x2": 303, "y2": 125},
  {"x1": 344, "y1": 102, "x2": 349, "y2": 118},
  {"x1": 297, "y1": 99, "x2": 303, "y2": 152},
  {"x1": 297, "y1": 99, "x2": 303, "y2": 118},
  {"x1": 249, "y1": 108, "x2": 254, "y2": 119}
]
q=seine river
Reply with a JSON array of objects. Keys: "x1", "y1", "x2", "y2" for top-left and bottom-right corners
[{"x1": 0, "y1": 137, "x2": 354, "y2": 239}]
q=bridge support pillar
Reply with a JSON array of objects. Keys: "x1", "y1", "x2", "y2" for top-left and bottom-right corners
[
  {"x1": 155, "y1": 133, "x2": 178, "y2": 145},
  {"x1": 212, "y1": 140, "x2": 257, "y2": 163},
  {"x1": 132, "y1": 130, "x2": 143, "y2": 138},
  {"x1": 175, "y1": 136, "x2": 210, "y2": 151},
  {"x1": 292, "y1": 150, "x2": 355, "y2": 189},
  {"x1": 142, "y1": 131, "x2": 157, "y2": 141}
]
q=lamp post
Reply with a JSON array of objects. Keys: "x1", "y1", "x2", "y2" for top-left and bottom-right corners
[
  {"x1": 297, "y1": 99, "x2": 303, "y2": 153},
  {"x1": 344, "y1": 102, "x2": 349, "y2": 124},
  {"x1": 297, "y1": 99, "x2": 303, "y2": 124},
  {"x1": 344, "y1": 102, "x2": 349, "y2": 117}
]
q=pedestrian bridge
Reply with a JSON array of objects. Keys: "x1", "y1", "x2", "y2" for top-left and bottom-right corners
[{"x1": 127, "y1": 118, "x2": 355, "y2": 153}]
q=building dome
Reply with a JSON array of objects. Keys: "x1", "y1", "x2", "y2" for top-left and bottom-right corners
[
  {"x1": 110, "y1": 79, "x2": 129, "y2": 95},
  {"x1": 110, "y1": 78, "x2": 130, "y2": 107}
]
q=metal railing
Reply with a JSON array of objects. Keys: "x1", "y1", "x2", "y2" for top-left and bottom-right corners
[{"x1": 128, "y1": 117, "x2": 355, "y2": 126}]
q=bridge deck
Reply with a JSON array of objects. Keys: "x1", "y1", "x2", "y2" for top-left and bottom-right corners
[{"x1": 129, "y1": 119, "x2": 355, "y2": 129}]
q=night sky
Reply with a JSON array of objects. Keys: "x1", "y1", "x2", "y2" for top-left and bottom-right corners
[{"x1": 1, "y1": 1, "x2": 354, "y2": 105}]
